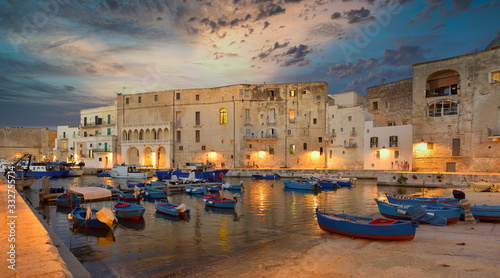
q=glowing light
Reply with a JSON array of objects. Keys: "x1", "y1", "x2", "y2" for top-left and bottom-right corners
[
  {"x1": 208, "y1": 152, "x2": 217, "y2": 162},
  {"x1": 310, "y1": 151, "x2": 320, "y2": 159},
  {"x1": 380, "y1": 147, "x2": 390, "y2": 158},
  {"x1": 152, "y1": 152, "x2": 156, "y2": 167},
  {"x1": 258, "y1": 151, "x2": 266, "y2": 158}
]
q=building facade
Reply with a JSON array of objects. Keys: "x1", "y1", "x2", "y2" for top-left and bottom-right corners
[
  {"x1": 53, "y1": 126, "x2": 79, "y2": 162},
  {"x1": 116, "y1": 82, "x2": 328, "y2": 169},
  {"x1": 366, "y1": 78, "x2": 413, "y2": 126},
  {"x1": 0, "y1": 127, "x2": 56, "y2": 161}
]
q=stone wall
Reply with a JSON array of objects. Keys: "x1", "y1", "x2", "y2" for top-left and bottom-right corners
[
  {"x1": 0, "y1": 127, "x2": 56, "y2": 160},
  {"x1": 366, "y1": 78, "x2": 413, "y2": 126}
]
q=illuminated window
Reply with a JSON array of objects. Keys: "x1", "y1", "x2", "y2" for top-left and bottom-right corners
[
  {"x1": 269, "y1": 145, "x2": 274, "y2": 155},
  {"x1": 426, "y1": 75, "x2": 459, "y2": 97},
  {"x1": 370, "y1": 137, "x2": 378, "y2": 148},
  {"x1": 375, "y1": 151, "x2": 380, "y2": 159},
  {"x1": 290, "y1": 90, "x2": 295, "y2": 97},
  {"x1": 220, "y1": 108, "x2": 227, "y2": 124},
  {"x1": 221, "y1": 139, "x2": 225, "y2": 144},
  {"x1": 289, "y1": 110, "x2": 295, "y2": 121},
  {"x1": 63, "y1": 142, "x2": 67, "y2": 149},
  {"x1": 231, "y1": 139, "x2": 234, "y2": 144},
  {"x1": 492, "y1": 70, "x2": 500, "y2": 83},
  {"x1": 290, "y1": 144, "x2": 295, "y2": 154}
]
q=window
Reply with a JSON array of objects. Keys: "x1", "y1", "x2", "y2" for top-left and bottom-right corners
[
  {"x1": 452, "y1": 138, "x2": 460, "y2": 156},
  {"x1": 176, "y1": 111, "x2": 181, "y2": 126},
  {"x1": 427, "y1": 142, "x2": 434, "y2": 149},
  {"x1": 220, "y1": 108, "x2": 227, "y2": 124},
  {"x1": 385, "y1": 102, "x2": 390, "y2": 108},
  {"x1": 138, "y1": 96, "x2": 141, "y2": 103},
  {"x1": 402, "y1": 121, "x2": 408, "y2": 125},
  {"x1": 179, "y1": 146, "x2": 183, "y2": 151},
  {"x1": 267, "y1": 109, "x2": 276, "y2": 123},
  {"x1": 195, "y1": 130, "x2": 200, "y2": 143},
  {"x1": 331, "y1": 129, "x2": 336, "y2": 137},
  {"x1": 154, "y1": 94, "x2": 158, "y2": 101},
  {"x1": 318, "y1": 137, "x2": 322, "y2": 143},
  {"x1": 372, "y1": 101, "x2": 378, "y2": 110},
  {"x1": 245, "y1": 109, "x2": 251, "y2": 122},
  {"x1": 316, "y1": 95, "x2": 321, "y2": 100},
  {"x1": 269, "y1": 145, "x2": 274, "y2": 155},
  {"x1": 329, "y1": 150, "x2": 332, "y2": 159},
  {"x1": 196, "y1": 94, "x2": 200, "y2": 101},
  {"x1": 126, "y1": 98, "x2": 129, "y2": 104},
  {"x1": 202, "y1": 145, "x2": 206, "y2": 150},
  {"x1": 289, "y1": 110, "x2": 295, "y2": 121},
  {"x1": 388, "y1": 122, "x2": 393, "y2": 126},
  {"x1": 246, "y1": 155, "x2": 250, "y2": 159},
  {"x1": 249, "y1": 144, "x2": 252, "y2": 149},
  {"x1": 290, "y1": 144, "x2": 296, "y2": 154},
  {"x1": 231, "y1": 139, "x2": 234, "y2": 144},
  {"x1": 62, "y1": 131, "x2": 66, "y2": 138},
  {"x1": 395, "y1": 150, "x2": 399, "y2": 159},
  {"x1": 107, "y1": 114, "x2": 111, "y2": 124},
  {"x1": 195, "y1": 111, "x2": 200, "y2": 125},
  {"x1": 389, "y1": 136, "x2": 398, "y2": 148},
  {"x1": 268, "y1": 90, "x2": 276, "y2": 100},
  {"x1": 221, "y1": 139, "x2": 225, "y2": 144},
  {"x1": 176, "y1": 92, "x2": 180, "y2": 100},
  {"x1": 351, "y1": 127, "x2": 356, "y2": 136},
  {"x1": 287, "y1": 130, "x2": 292, "y2": 136},
  {"x1": 95, "y1": 130, "x2": 98, "y2": 135},
  {"x1": 331, "y1": 115, "x2": 334, "y2": 119},
  {"x1": 348, "y1": 116, "x2": 352, "y2": 121},
  {"x1": 428, "y1": 101, "x2": 458, "y2": 117},
  {"x1": 176, "y1": 131, "x2": 181, "y2": 143},
  {"x1": 107, "y1": 128, "x2": 111, "y2": 135},
  {"x1": 491, "y1": 70, "x2": 500, "y2": 83},
  {"x1": 244, "y1": 90, "x2": 249, "y2": 97},
  {"x1": 426, "y1": 75, "x2": 459, "y2": 97},
  {"x1": 313, "y1": 118, "x2": 317, "y2": 124},
  {"x1": 370, "y1": 137, "x2": 378, "y2": 148},
  {"x1": 89, "y1": 150, "x2": 93, "y2": 158},
  {"x1": 302, "y1": 90, "x2": 306, "y2": 94},
  {"x1": 63, "y1": 142, "x2": 67, "y2": 149},
  {"x1": 303, "y1": 143, "x2": 307, "y2": 150},
  {"x1": 375, "y1": 151, "x2": 380, "y2": 159},
  {"x1": 290, "y1": 90, "x2": 295, "y2": 97}
]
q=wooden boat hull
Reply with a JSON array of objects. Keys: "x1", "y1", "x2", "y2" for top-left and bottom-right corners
[
  {"x1": 440, "y1": 202, "x2": 500, "y2": 222},
  {"x1": 156, "y1": 169, "x2": 229, "y2": 181},
  {"x1": 185, "y1": 185, "x2": 205, "y2": 194},
  {"x1": 385, "y1": 193, "x2": 459, "y2": 205},
  {"x1": 155, "y1": 202, "x2": 190, "y2": 218},
  {"x1": 375, "y1": 199, "x2": 460, "y2": 225},
  {"x1": 56, "y1": 193, "x2": 81, "y2": 208},
  {"x1": 117, "y1": 190, "x2": 142, "y2": 202},
  {"x1": 16, "y1": 169, "x2": 69, "y2": 178},
  {"x1": 283, "y1": 180, "x2": 319, "y2": 191},
  {"x1": 316, "y1": 208, "x2": 416, "y2": 241},
  {"x1": 204, "y1": 194, "x2": 236, "y2": 209},
  {"x1": 113, "y1": 202, "x2": 145, "y2": 220},
  {"x1": 71, "y1": 207, "x2": 109, "y2": 229},
  {"x1": 252, "y1": 174, "x2": 280, "y2": 180}
]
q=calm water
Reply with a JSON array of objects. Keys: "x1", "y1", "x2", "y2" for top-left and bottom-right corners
[{"x1": 23, "y1": 176, "x2": 454, "y2": 277}]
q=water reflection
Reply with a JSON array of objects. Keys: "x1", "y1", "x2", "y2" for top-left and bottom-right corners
[{"x1": 115, "y1": 218, "x2": 146, "y2": 231}]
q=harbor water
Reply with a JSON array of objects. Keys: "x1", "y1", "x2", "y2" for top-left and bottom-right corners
[{"x1": 23, "y1": 176, "x2": 455, "y2": 277}]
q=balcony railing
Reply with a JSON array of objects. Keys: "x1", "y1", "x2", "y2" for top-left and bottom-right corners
[
  {"x1": 350, "y1": 130, "x2": 357, "y2": 136},
  {"x1": 331, "y1": 132, "x2": 336, "y2": 137},
  {"x1": 370, "y1": 143, "x2": 378, "y2": 148},
  {"x1": 344, "y1": 142, "x2": 357, "y2": 148},
  {"x1": 92, "y1": 148, "x2": 110, "y2": 153},
  {"x1": 80, "y1": 121, "x2": 116, "y2": 127},
  {"x1": 244, "y1": 134, "x2": 278, "y2": 140},
  {"x1": 389, "y1": 142, "x2": 398, "y2": 148}
]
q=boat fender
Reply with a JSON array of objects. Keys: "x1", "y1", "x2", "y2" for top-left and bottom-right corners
[
  {"x1": 396, "y1": 209, "x2": 407, "y2": 215},
  {"x1": 67, "y1": 213, "x2": 73, "y2": 220}
]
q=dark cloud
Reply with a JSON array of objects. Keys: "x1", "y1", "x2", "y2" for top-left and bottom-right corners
[
  {"x1": 430, "y1": 23, "x2": 446, "y2": 31},
  {"x1": 329, "y1": 58, "x2": 379, "y2": 79},
  {"x1": 263, "y1": 21, "x2": 270, "y2": 29},
  {"x1": 344, "y1": 7, "x2": 372, "y2": 24},
  {"x1": 381, "y1": 45, "x2": 429, "y2": 67},
  {"x1": 279, "y1": 44, "x2": 312, "y2": 67},
  {"x1": 331, "y1": 12, "x2": 341, "y2": 19},
  {"x1": 255, "y1": 3, "x2": 286, "y2": 21},
  {"x1": 214, "y1": 52, "x2": 239, "y2": 60},
  {"x1": 253, "y1": 41, "x2": 290, "y2": 60},
  {"x1": 451, "y1": 0, "x2": 472, "y2": 11}
]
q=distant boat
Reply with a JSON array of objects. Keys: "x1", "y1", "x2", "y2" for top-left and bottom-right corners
[
  {"x1": 143, "y1": 186, "x2": 167, "y2": 200},
  {"x1": 375, "y1": 199, "x2": 458, "y2": 225},
  {"x1": 156, "y1": 165, "x2": 228, "y2": 182},
  {"x1": 283, "y1": 180, "x2": 320, "y2": 191},
  {"x1": 316, "y1": 208, "x2": 417, "y2": 241},
  {"x1": 185, "y1": 185, "x2": 205, "y2": 194},
  {"x1": 252, "y1": 174, "x2": 280, "y2": 180},
  {"x1": 155, "y1": 201, "x2": 190, "y2": 218},
  {"x1": 97, "y1": 168, "x2": 111, "y2": 177},
  {"x1": 116, "y1": 188, "x2": 142, "y2": 202},
  {"x1": 56, "y1": 190, "x2": 81, "y2": 208},
  {"x1": 15, "y1": 161, "x2": 69, "y2": 178},
  {"x1": 113, "y1": 201, "x2": 145, "y2": 220},
  {"x1": 71, "y1": 207, "x2": 113, "y2": 229},
  {"x1": 222, "y1": 181, "x2": 243, "y2": 191},
  {"x1": 204, "y1": 194, "x2": 237, "y2": 209},
  {"x1": 385, "y1": 193, "x2": 459, "y2": 205},
  {"x1": 109, "y1": 165, "x2": 151, "y2": 179}
]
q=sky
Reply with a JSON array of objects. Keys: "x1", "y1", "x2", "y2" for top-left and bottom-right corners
[{"x1": 0, "y1": 0, "x2": 499, "y2": 128}]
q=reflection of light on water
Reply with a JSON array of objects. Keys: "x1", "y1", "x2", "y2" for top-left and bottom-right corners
[
  {"x1": 218, "y1": 220, "x2": 230, "y2": 252},
  {"x1": 259, "y1": 186, "x2": 264, "y2": 213},
  {"x1": 313, "y1": 195, "x2": 318, "y2": 209}
]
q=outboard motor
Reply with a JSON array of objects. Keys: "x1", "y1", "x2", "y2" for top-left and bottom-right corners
[{"x1": 453, "y1": 190, "x2": 466, "y2": 200}]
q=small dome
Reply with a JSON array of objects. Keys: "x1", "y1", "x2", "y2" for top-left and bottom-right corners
[{"x1": 486, "y1": 31, "x2": 500, "y2": 50}]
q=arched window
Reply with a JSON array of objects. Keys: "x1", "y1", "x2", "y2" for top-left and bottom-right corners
[
  {"x1": 428, "y1": 100, "x2": 458, "y2": 117},
  {"x1": 220, "y1": 108, "x2": 227, "y2": 124},
  {"x1": 426, "y1": 70, "x2": 460, "y2": 98}
]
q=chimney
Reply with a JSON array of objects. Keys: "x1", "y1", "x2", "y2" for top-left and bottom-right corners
[{"x1": 381, "y1": 79, "x2": 386, "y2": 85}]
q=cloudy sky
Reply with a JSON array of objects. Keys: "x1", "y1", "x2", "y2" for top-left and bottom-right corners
[{"x1": 0, "y1": 0, "x2": 498, "y2": 128}]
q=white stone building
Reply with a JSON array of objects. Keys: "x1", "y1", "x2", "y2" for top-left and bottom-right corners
[{"x1": 53, "y1": 126, "x2": 79, "y2": 162}]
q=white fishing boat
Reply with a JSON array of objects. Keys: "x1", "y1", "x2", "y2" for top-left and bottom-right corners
[
  {"x1": 0, "y1": 159, "x2": 10, "y2": 173},
  {"x1": 109, "y1": 164, "x2": 152, "y2": 179}
]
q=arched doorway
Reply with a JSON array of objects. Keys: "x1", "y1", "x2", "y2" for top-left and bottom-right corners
[
  {"x1": 156, "y1": 146, "x2": 167, "y2": 168},
  {"x1": 143, "y1": 147, "x2": 153, "y2": 166},
  {"x1": 127, "y1": 147, "x2": 140, "y2": 165}
]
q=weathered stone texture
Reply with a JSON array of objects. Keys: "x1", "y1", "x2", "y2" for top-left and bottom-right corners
[{"x1": 366, "y1": 78, "x2": 413, "y2": 126}]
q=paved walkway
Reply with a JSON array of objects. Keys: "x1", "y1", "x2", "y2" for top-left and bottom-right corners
[{"x1": 0, "y1": 180, "x2": 73, "y2": 278}]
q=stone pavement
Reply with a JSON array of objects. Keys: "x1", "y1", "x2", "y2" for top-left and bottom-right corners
[{"x1": 0, "y1": 180, "x2": 79, "y2": 278}]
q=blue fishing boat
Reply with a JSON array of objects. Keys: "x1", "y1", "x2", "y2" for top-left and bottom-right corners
[
  {"x1": 385, "y1": 193, "x2": 459, "y2": 205},
  {"x1": 283, "y1": 180, "x2": 320, "y2": 191},
  {"x1": 96, "y1": 168, "x2": 111, "y2": 177},
  {"x1": 143, "y1": 186, "x2": 167, "y2": 200},
  {"x1": 155, "y1": 201, "x2": 190, "y2": 218},
  {"x1": 185, "y1": 185, "x2": 205, "y2": 194},
  {"x1": 112, "y1": 201, "x2": 145, "y2": 220},
  {"x1": 71, "y1": 207, "x2": 112, "y2": 229},
  {"x1": 15, "y1": 161, "x2": 69, "y2": 178},
  {"x1": 375, "y1": 199, "x2": 459, "y2": 225},
  {"x1": 156, "y1": 165, "x2": 229, "y2": 181},
  {"x1": 316, "y1": 208, "x2": 417, "y2": 241},
  {"x1": 222, "y1": 181, "x2": 243, "y2": 191},
  {"x1": 56, "y1": 190, "x2": 81, "y2": 208},
  {"x1": 204, "y1": 184, "x2": 221, "y2": 192},
  {"x1": 204, "y1": 194, "x2": 237, "y2": 209},
  {"x1": 439, "y1": 201, "x2": 500, "y2": 222},
  {"x1": 126, "y1": 180, "x2": 146, "y2": 188},
  {"x1": 317, "y1": 180, "x2": 339, "y2": 189},
  {"x1": 252, "y1": 174, "x2": 280, "y2": 180},
  {"x1": 116, "y1": 188, "x2": 142, "y2": 202}
]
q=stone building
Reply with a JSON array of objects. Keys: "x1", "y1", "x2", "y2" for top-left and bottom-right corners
[
  {"x1": 75, "y1": 104, "x2": 118, "y2": 168},
  {"x1": 412, "y1": 37, "x2": 500, "y2": 173},
  {"x1": 116, "y1": 82, "x2": 328, "y2": 169},
  {"x1": 0, "y1": 127, "x2": 56, "y2": 161},
  {"x1": 326, "y1": 92, "x2": 371, "y2": 169},
  {"x1": 53, "y1": 126, "x2": 79, "y2": 162},
  {"x1": 366, "y1": 78, "x2": 413, "y2": 126}
]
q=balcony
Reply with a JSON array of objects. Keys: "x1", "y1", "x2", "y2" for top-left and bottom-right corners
[
  {"x1": 350, "y1": 130, "x2": 357, "y2": 136},
  {"x1": 92, "y1": 148, "x2": 111, "y2": 153},
  {"x1": 370, "y1": 143, "x2": 378, "y2": 149},
  {"x1": 488, "y1": 127, "x2": 500, "y2": 141},
  {"x1": 389, "y1": 142, "x2": 398, "y2": 148},
  {"x1": 344, "y1": 142, "x2": 358, "y2": 148},
  {"x1": 80, "y1": 121, "x2": 116, "y2": 128},
  {"x1": 244, "y1": 134, "x2": 278, "y2": 142},
  {"x1": 331, "y1": 132, "x2": 336, "y2": 137}
]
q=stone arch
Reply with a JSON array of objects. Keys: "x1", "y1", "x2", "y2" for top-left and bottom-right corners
[
  {"x1": 127, "y1": 147, "x2": 140, "y2": 165},
  {"x1": 122, "y1": 130, "x2": 128, "y2": 141},
  {"x1": 128, "y1": 130, "x2": 132, "y2": 142},
  {"x1": 133, "y1": 129, "x2": 139, "y2": 142},
  {"x1": 151, "y1": 128, "x2": 157, "y2": 140},
  {"x1": 156, "y1": 146, "x2": 167, "y2": 168},
  {"x1": 426, "y1": 69, "x2": 460, "y2": 98},
  {"x1": 145, "y1": 129, "x2": 151, "y2": 141},
  {"x1": 143, "y1": 147, "x2": 153, "y2": 166},
  {"x1": 139, "y1": 129, "x2": 144, "y2": 141},
  {"x1": 158, "y1": 129, "x2": 163, "y2": 141}
]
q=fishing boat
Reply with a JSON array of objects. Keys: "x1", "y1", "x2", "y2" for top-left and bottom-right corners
[
  {"x1": 185, "y1": 185, "x2": 205, "y2": 194},
  {"x1": 116, "y1": 188, "x2": 142, "y2": 202},
  {"x1": 69, "y1": 187, "x2": 116, "y2": 229},
  {"x1": 204, "y1": 194, "x2": 237, "y2": 209},
  {"x1": 385, "y1": 193, "x2": 459, "y2": 205},
  {"x1": 126, "y1": 180, "x2": 146, "y2": 188},
  {"x1": 155, "y1": 201, "x2": 190, "y2": 218},
  {"x1": 317, "y1": 180, "x2": 339, "y2": 189},
  {"x1": 316, "y1": 208, "x2": 417, "y2": 241},
  {"x1": 0, "y1": 158, "x2": 11, "y2": 173},
  {"x1": 252, "y1": 174, "x2": 280, "y2": 180},
  {"x1": 375, "y1": 199, "x2": 459, "y2": 225},
  {"x1": 97, "y1": 168, "x2": 111, "y2": 177},
  {"x1": 156, "y1": 164, "x2": 229, "y2": 181},
  {"x1": 283, "y1": 180, "x2": 320, "y2": 191},
  {"x1": 56, "y1": 190, "x2": 81, "y2": 208},
  {"x1": 71, "y1": 207, "x2": 115, "y2": 229},
  {"x1": 143, "y1": 186, "x2": 167, "y2": 200},
  {"x1": 222, "y1": 181, "x2": 243, "y2": 191},
  {"x1": 469, "y1": 181, "x2": 499, "y2": 192},
  {"x1": 112, "y1": 201, "x2": 145, "y2": 220},
  {"x1": 439, "y1": 201, "x2": 500, "y2": 222},
  {"x1": 109, "y1": 164, "x2": 152, "y2": 179},
  {"x1": 204, "y1": 184, "x2": 221, "y2": 192},
  {"x1": 15, "y1": 161, "x2": 69, "y2": 178}
]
